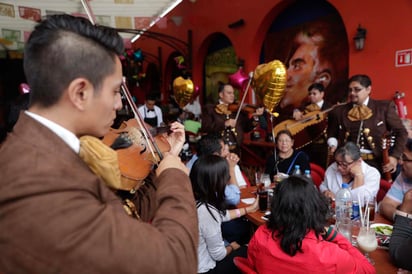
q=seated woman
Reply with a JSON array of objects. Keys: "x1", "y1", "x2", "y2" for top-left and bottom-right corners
[
  {"x1": 319, "y1": 141, "x2": 380, "y2": 200},
  {"x1": 191, "y1": 155, "x2": 257, "y2": 274},
  {"x1": 264, "y1": 129, "x2": 310, "y2": 181},
  {"x1": 247, "y1": 175, "x2": 375, "y2": 273}
]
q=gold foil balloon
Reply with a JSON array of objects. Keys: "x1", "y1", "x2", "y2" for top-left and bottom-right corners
[
  {"x1": 173, "y1": 76, "x2": 194, "y2": 108},
  {"x1": 252, "y1": 60, "x2": 287, "y2": 113}
]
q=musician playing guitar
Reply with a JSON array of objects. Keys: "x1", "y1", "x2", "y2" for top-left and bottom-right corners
[{"x1": 292, "y1": 83, "x2": 333, "y2": 168}]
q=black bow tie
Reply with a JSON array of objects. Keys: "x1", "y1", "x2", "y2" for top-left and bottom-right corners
[{"x1": 147, "y1": 109, "x2": 155, "y2": 112}]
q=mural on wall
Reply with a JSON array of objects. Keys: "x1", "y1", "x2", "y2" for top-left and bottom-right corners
[{"x1": 262, "y1": 1, "x2": 349, "y2": 122}]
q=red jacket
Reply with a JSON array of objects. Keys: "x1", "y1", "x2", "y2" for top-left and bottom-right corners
[{"x1": 248, "y1": 225, "x2": 375, "y2": 274}]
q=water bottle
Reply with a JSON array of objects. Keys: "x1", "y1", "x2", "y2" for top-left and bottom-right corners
[
  {"x1": 292, "y1": 165, "x2": 301, "y2": 176},
  {"x1": 335, "y1": 183, "x2": 353, "y2": 226},
  {"x1": 304, "y1": 169, "x2": 312, "y2": 180}
]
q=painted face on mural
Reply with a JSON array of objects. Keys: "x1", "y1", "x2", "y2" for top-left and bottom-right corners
[{"x1": 281, "y1": 43, "x2": 322, "y2": 109}]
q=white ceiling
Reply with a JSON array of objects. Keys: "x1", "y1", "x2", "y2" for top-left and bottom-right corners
[{"x1": 0, "y1": 0, "x2": 182, "y2": 50}]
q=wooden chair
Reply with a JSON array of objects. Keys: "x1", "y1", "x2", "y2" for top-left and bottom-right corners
[
  {"x1": 377, "y1": 179, "x2": 392, "y2": 203},
  {"x1": 233, "y1": 257, "x2": 257, "y2": 274},
  {"x1": 309, "y1": 162, "x2": 325, "y2": 190}
]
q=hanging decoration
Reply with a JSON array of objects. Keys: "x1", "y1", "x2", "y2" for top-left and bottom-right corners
[{"x1": 174, "y1": 55, "x2": 187, "y2": 70}]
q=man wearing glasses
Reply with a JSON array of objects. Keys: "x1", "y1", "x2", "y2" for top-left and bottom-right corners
[
  {"x1": 319, "y1": 141, "x2": 380, "y2": 200},
  {"x1": 327, "y1": 74, "x2": 407, "y2": 178},
  {"x1": 379, "y1": 139, "x2": 412, "y2": 272}
]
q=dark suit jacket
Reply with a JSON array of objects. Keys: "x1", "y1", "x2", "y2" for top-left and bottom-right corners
[
  {"x1": 201, "y1": 103, "x2": 255, "y2": 148},
  {"x1": 0, "y1": 113, "x2": 198, "y2": 274},
  {"x1": 327, "y1": 99, "x2": 407, "y2": 160}
]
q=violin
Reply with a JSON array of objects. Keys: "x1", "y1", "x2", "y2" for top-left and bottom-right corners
[
  {"x1": 102, "y1": 80, "x2": 171, "y2": 191},
  {"x1": 228, "y1": 102, "x2": 260, "y2": 114}
]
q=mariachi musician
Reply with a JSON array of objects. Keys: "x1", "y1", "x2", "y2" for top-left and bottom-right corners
[
  {"x1": 292, "y1": 83, "x2": 333, "y2": 169},
  {"x1": 327, "y1": 74, "x2": 408, "y2": 177},
  {"x1": 201, "y1": 82, "x2": 264, "y2": 154}
]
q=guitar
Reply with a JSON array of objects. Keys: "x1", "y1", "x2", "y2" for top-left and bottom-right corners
[
  {"x1": 273, "y1": 103, "x2": 343, "y2": 137},
  {"x1": 381, "y1": 133, "x2": 393, "y2": 183}
]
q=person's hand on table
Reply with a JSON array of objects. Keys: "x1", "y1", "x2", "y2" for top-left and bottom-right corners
[{"x1": 246, "y1": 197, "x2": 259, "y2": 213}]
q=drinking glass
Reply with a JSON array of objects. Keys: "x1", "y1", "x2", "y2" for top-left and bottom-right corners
[
  {"x1": 357, "y1": 227, "x2": 378, "y2": 265},
  {"x1": 260, "y1": 173, "x2": 271, "y2": 188}
]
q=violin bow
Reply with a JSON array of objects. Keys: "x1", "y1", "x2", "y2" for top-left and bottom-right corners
[
  {"x1": 234, "y1": 71, "x2": 254, "y2": 124},
  {"x1": 80, "y1": 0, "x2": 163, "y2": 161}
]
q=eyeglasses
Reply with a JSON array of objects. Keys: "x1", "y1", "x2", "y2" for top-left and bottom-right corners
[
  {"x1": 348, "y1": 87, "x2": 364, "y2": 93},
  {"x1": 400, "y1": 154, "x2": 412, "y2": 162},
  {"x1": 336, "y1": 160, "x2": 355, "y2": 167}
]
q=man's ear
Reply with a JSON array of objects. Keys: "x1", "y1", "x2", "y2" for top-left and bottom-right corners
[
  {"x1": 67, "y1": 78, "x2": 92, "y2": 111},
  {"x1": 315, "y1": 71, "x2": 331, "y2": 88}
]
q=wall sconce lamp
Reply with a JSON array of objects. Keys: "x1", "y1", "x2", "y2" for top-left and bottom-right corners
[{"x1": 354, "y1": 24, "x2": 367, "y2": 51}]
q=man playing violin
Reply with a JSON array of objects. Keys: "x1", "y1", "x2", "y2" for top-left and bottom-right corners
[
  {"x1": 201, "y1": 82, "x2": 264, "y2": 154},
  {"x1": 0, "y1": 15, "x2": 198, "y2": 274},
  {"x1": 293, "y1": 83, "x2": 333, "y2": 168}
]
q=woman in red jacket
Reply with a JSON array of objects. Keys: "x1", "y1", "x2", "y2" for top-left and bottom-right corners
[{"x1": 247, "y1": 175, "x2": 375, "y2": 274}]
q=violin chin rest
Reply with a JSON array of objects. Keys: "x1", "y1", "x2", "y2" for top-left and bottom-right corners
[{"x1": 111, "y1": 133, "x2": 133, "y2": 150}]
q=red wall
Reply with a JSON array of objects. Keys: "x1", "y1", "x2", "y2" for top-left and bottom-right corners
[{"x1": 133, "y1": 0, "x2": 412, "y2": 113}]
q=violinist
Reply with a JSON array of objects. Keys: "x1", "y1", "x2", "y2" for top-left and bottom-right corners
[
  {"x1": 0, "y1": 15, "x2": 198, "y2": 274},
  {"x1": 201, "y1": 82, "x2": 264, "y2": 154},
  {"x1": 292, "y1": 83, "x2": 333, "y2": 168}
]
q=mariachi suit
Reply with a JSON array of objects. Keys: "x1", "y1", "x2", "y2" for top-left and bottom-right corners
[
  {"x1": 0, "y1": 113, "x2": 198, "y2": 274},
  {"x1": 327, "y1": 99, "x2": 408, "y2": 171},
  {"x1": 201, "y1": 103, "x2": 255, "y2": 153}
]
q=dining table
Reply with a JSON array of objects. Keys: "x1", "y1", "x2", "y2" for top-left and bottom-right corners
[{"x1": 238, "y1": 186, "x2": 399, "y2": 274}]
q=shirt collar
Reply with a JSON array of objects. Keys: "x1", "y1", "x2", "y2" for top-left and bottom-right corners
[{"x1": 25, "y1": 110, "x2": 80, "y2": 153}]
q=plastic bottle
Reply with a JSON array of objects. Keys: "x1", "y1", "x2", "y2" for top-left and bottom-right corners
[
  {"x1": 335, "y1": 183, "x2": 353, "y2": 226},
  {"x1": 304, "y1": 169, "x2": 312, "y2": 179},
  {"x1": 292, "y1": 165, "x2": 301, "y2": 176}
]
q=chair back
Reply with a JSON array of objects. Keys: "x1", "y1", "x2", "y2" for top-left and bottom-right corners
[
  {"x1": 233, "y1": 256, "x2": 257, "y2": 274},
  {"x1": 309, "y1": 162, "x2": 325, "y2": 190},
  {"x1": 377, "y1": 179, "x2": 392, "y2": 203}
]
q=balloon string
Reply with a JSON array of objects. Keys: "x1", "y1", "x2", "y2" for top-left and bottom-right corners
[{"x1": 234, "y1": 72, "x2": 254, "y2": 123}]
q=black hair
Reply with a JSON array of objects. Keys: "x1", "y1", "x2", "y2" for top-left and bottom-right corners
[
  {"x1": 24, "y1": 14, "x2": 124, "y2": 108},
  {"x1": 196, "y1": 134, "x2": 223, "y2": 156},
  {"x1": 348, "y1": 74, "x2": 372, "y2": 88},
  {"x1": 145, "y1": 93, "x2": 158, "y2": 101},
  {"x1": 308, "y1": 83, "x2": 325, "y2": 92},
  {"x1": 217, "y1": 81, "x2": 230, "y2": 93},
  {"x1": 267, "y1": 175, "x2": 329, "y2": 256},
  {"x1": 275, "y1": 129, "x2": 294, "y2": 142},
  {"x1": 190, "y1": 155, "x2": 229, "y2": 221}
]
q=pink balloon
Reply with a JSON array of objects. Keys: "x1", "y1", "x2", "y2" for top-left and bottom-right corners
[
  {"x1": 193, "y1": 85, "x2": 200, "y2": 98},
  {"x1": 228, "y1": 67, "x2": 249, "y2": 90}
]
